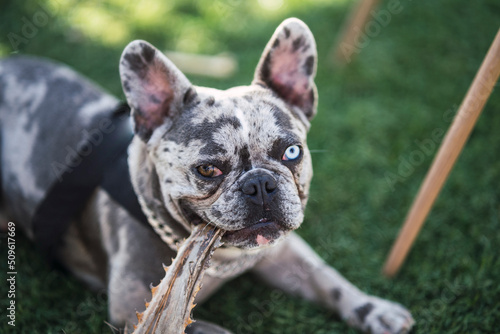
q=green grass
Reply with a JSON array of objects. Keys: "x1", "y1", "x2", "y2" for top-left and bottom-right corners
[{"x1": 1, "y1": 0, "x2": 500, "y2": 333}]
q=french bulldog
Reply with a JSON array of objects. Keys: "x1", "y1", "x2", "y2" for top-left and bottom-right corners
[{"x1": 0, "y1": 18, "x2": 414, "y2": 333}]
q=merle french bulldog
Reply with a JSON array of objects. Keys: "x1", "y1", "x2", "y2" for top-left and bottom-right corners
[{"x1": 0, "y1": 18, "x2": 414, "y2": 333}]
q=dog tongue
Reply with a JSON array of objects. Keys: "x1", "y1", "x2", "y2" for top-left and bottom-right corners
[{"x1": 256, "y1": 234, "x2": 270, "y2": 245}]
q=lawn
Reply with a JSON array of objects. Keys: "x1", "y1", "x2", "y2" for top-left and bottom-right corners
[{"x1": 1, "y1": 0, "x2": 500, "y2": 333}]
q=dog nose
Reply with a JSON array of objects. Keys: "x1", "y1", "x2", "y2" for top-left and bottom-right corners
[{"x1": 241, "y1": 173, "x2": 277, "y2": 206}]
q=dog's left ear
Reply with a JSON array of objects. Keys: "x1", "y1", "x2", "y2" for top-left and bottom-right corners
[
  {"x1": 119, "y1": 40, "x2": 195, "y2": 141},
  {"x1": 253, "y1": 18, "x2": 318, "y2": 121}
]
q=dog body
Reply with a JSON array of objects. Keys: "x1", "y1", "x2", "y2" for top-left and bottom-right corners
[{"x1": 0, "y1": 19, "x2": 413, "y2": 333}]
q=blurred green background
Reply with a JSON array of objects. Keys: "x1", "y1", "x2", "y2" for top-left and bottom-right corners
[{"x1": 1, "y1": 0, "x2": 500, "y2": 333}]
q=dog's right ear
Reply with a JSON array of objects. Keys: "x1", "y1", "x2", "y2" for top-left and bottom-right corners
[{"x1": 120, "y1": 40, "x2": 196, "y2": 142}]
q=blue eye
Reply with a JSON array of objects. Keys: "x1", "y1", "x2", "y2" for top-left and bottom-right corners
[{"x1": 282, "y1": 145, "x2": 301, "y2": 161}]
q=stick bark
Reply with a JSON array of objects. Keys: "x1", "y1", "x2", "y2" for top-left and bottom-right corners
[{"x1": 383, "y1": 28, "x2": 500, "y2": 277}]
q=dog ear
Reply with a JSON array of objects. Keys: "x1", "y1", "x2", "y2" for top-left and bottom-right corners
[
  {"x1": 120, "y1": 40, "x2": 196, "y2": 141},
  {"x1": 253, "y1": 18, "x2": 318, "y2": 121}
]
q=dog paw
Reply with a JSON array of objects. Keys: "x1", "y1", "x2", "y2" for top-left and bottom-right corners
[{"x1": 346, "y1": 296, "x2": 414, "y2": 334}]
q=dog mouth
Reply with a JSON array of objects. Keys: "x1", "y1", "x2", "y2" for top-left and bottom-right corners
[
  {"x1": 222, "y1": 218, "x2": 286, "y2": 248},
  {"x1": 179, "y1": 203, "x2": 287, "y2": 248}
]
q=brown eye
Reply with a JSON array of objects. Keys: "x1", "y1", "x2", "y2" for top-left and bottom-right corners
[{"x1": 196, "y1": 164, "x2": 223, "y2": 178}]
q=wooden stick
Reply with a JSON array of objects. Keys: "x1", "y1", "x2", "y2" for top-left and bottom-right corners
[
  {"x1": 133, "y1": 224, "x2": 223, "y2": 333},
  {"x1": 383, "y1": 28, "x2": 500, "y2": 277},
  {"x1": 332, "y1": 0, "x2": 380, "y2": 65}
]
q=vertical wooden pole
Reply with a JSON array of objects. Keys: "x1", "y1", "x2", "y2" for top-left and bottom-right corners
[
  {"x1": 332, "y1": 0, "x2": 380, "y2": 65},
  {"x1": 383, "y1": 28, "x2": 500, "y2": 277}
]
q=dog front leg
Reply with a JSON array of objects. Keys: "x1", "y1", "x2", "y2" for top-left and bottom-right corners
[{"x1": 252, "y1": 232, "x2": 414, "y2": 334}]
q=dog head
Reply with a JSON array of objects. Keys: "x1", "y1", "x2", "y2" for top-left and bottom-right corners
[{"x1": 120, "y1": 18, "x2": 317, "y2": 249}]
